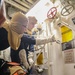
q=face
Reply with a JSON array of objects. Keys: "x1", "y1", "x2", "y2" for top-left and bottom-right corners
[
  {"x1": 27, "y1": 16, "x2": 37, "y2": 31},
  {"x1": 27, "y1": 22, "x2": 36, "y2": 31},
  {"x1": 18, "y1": 22, "x2": 28, "y2": 34},
  {"x1": 21, "y1": 22, "x2": 28, "y2": 33}
]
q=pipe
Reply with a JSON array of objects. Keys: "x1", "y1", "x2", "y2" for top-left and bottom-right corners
[
  {"x1": 4, "y1": 0, "x2": 28, "y2": 12},
  {"x1": 14, "y1": 0, "x2": 30, "y2": 9},
  {"x1": 62, "y1": 21, "x2": 75, "y2": 32},
  {"x1": 26, "y1": 0, "x2": 34, "y2": 4}
]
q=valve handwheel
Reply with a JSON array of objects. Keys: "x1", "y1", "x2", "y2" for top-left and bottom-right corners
[
  {"x1": 61, "y1": 5, "x2": 74, "y2": 16},
  {"x1": 47, "y1": 7, "x2": 57, "y2": 19}
]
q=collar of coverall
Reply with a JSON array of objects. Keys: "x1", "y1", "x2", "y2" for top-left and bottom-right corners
[
  {"x1": 25, "y1": 29, "x2": 32, "y2": 35},
  {"x1": 2, "y1": 21, "x2": 23, "y2": 50}
]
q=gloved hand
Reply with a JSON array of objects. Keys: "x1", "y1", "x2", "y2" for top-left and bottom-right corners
[
  {"x1": 28, "y1": 58, "x2": 34, "y2": 66},
  {"x1": 36, "y1": 35, "x2": 56, "y2": 45},
  {"x1": 19, "y1": 49, "x2": 29, "y2": 69},
  {"x1": 48, "y1": 35, "x2": 56, "y2": 42}
]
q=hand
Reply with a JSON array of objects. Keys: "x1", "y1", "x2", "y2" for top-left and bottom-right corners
[
  {"x1": 28, "y1": 58, "x2": 34, "y2": 66},
  {"x1": 49, "y1": 35, "x2": 56, "y2": 42}
]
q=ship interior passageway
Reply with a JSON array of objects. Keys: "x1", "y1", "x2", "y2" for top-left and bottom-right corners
[{"x1": 0, "y1": 0, "x2": 75, "y2": 75}]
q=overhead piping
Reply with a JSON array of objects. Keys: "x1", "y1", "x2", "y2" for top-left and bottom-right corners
[
  {"x1": 14, "y1": 0, "x2": 30, "y2": 9},
  {"x1": 25, "y1": 0, "x2": 33, "y2": 4},
  {"x1": 4, "y1": 0, "x2": 28, "y2": 12}
]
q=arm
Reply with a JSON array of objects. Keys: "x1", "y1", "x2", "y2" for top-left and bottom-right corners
[
  {"x1": 19, "y1": 49, "x2": 29, "y2": 69},
  {"x1": 28, "y1": 44, "x2": 34, "y2": 65},
  {"x1": 0, "y1": 28, "x2": 9, "y2": 50},
  {"x1": 28, "y1": 43, "x2": 34, "y2": 59},
  {"x1": 27, "y1": 36, "x2": 34, "y2": 65},
  {"x1": 22, "y1": 34, "x2": 36, "y2": 45},
  {"x1": 22, "y1": 34, "x2": 55, "y2": 45}
]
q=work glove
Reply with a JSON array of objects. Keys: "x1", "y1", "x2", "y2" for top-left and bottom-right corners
[
  {"x1": 28, "y1": 52, "x2": 34, "y2": 66},
  {"x1": 19, "y1": 49, "x2": 29, "y2": 69},
  {"x1": 48, "y1": 35, "x2": 56, "y2": 42},
  {"x1": 28, "y1": 58, "x2": 34, "y2": 66},
  {"x1": 36, "y1": 35, "x2": 56, "y2": 45}
]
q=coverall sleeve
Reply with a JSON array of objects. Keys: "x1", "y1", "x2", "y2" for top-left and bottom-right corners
[
  {"x1": 29, "y1": 44, "x2": 34, "y2": 52},
  {"x1": 19, "y1": 49, "x2": 29, "y2": 69},
  {"x1": 22, "y1": 34, "x2": 55, "y2": 45},
  {"x1": 21, "y1": 34, "x2": 36, "y2": 45},
  {"x1": 29, "y1": 36, "x2": 34, "y2": 52}
]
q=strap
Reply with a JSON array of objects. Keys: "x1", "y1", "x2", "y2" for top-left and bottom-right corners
[{"x1": 7, "y1": 62, "x2": 20, "y2": 66}]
